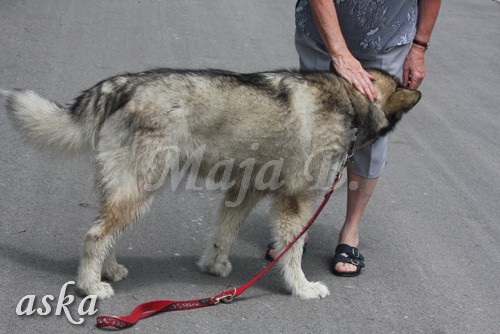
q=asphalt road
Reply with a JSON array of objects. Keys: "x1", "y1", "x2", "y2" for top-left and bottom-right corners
[{"x1": 0, "y1": 1, "x2": 498, "y2": 333}]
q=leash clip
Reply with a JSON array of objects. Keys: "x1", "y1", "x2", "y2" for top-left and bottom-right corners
[
  {"x1": 214, "y1": 286, "x2": 236, "y2": 304},
  {"x1": 336, "y1": 149, "x2": 351, "y2": 181}
]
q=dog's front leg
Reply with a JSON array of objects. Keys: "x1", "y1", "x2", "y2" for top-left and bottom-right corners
[
  {"x1": 274, "y1": 194, "x2": 330, "y2": 299},
  {"x1": 199, "y1": 189, "x2": 262, "y2": 277}
]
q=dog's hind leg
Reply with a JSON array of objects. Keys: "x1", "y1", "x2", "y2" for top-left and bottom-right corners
[
  {"x1": 102, "y1": 247, "x2": 129, "y2": 282},
  {"x1": 77, "y1": 181, "x2": 153, "y2": 299},
  {"x1": 273, "y1": 194, "x2": 330, "y2": 299},
  {"x1": 77, "y1": 191, "x2": 153, "y2": 299},
  {"x1": 199, "y1": 189, "x2": 262, "y2": 277},
  {"x1": 77, "y1": 142, "x2": 158, "y2": 299}
]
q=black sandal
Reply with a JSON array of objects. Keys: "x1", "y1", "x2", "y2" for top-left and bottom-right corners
[{"x1": 331, "y1": 244, "x2": 365, "y2": 277}]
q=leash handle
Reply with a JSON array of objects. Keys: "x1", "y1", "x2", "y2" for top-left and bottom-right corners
[
  {"x1": 96, "y1": 151, "x2": 349, "y2": 329},
  {"x1": 96, "y1": 298, "x2": 218, "y2": 328}
]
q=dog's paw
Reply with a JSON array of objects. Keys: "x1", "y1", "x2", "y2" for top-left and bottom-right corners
[
  {"x1": 292, "y1": 281, "x2": 330, "y2": 300},
  {"x1": 198, "y1": 256, "x2": 233, "y2": 277},
  {"x1": 77, "y1": 281, "x2": 115, "y2": 300},
  {"x1": 102, "y1": 264, "x2": 129, "y2": 282}
]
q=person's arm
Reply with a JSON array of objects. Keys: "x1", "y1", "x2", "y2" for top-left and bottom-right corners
[
  {"x1": 403, "y1": 0, "x2": 441, "y2": 89},
  {"x1": 308, "y1": 0, "x2": 377, "y2": 102}
]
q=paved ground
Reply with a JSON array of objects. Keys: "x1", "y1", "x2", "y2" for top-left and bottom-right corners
[{"x1": 0, "y1": 1, "x2": 498, "y2": 333}]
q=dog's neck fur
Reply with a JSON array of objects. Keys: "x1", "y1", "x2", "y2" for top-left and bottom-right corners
[{"x1": 340, "y1": 80, "x2": 389, "y2": 149}]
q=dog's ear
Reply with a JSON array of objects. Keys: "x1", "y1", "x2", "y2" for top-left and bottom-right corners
[{"x1": 385, "y1": 88, "x2": 421, "y2": 118}]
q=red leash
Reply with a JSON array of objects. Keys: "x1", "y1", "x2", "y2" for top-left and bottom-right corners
[{"x1": 96, "y1": 153, "x2": 349, "y2": 329}]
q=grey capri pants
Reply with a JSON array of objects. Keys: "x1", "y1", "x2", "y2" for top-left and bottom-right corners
[{"x1": 295, "y1": 28, "x2": 412, "y2": 178}]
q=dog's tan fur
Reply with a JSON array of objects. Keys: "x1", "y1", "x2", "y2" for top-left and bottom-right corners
[{"x1": 2, "y1": 68, "x2": 420, "y2": 299}]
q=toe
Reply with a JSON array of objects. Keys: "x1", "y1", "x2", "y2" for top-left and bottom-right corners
[
  {"x1": 334, "y1": 259, "x2": 357, "y2": 273},
  {"x1": 335, "y1": 263, "x2": 356, "y2": 273}
]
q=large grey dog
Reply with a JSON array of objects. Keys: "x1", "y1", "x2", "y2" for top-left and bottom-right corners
[{"x1": 2, "y1": 68, "x2": 420, "y2": 300}]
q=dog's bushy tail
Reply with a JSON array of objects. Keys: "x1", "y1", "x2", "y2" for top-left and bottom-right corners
[{"x1": 2, "y1": 89, "x2": 91, "y2": 154}]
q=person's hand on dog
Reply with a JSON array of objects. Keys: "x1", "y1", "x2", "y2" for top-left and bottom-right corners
[{"x1": 331, "y1": 49, "x2": 377, "y2": 103}]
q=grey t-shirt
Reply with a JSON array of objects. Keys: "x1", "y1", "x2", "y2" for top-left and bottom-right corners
[{"x1": 296, "y1": 0, "x2": 418, "y2": 60}]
